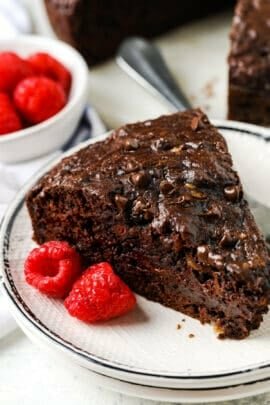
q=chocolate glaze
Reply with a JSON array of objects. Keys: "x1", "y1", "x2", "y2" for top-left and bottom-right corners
[{"x1": 27, "y1": 109, "x2": 270, "y2": 339}]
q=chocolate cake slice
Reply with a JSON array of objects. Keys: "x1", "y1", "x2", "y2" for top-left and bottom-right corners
[
  {"x1": 44, "y1": 0, "x2": 234, "y2": 66},
  {"x1": 27, "y1": 109, "x2": 270, "y2": 339},
  {"x1": 228, "y1": 0, "x2": 270, "y2": 125}
]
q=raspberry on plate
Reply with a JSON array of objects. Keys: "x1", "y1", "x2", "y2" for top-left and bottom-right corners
[
  {"x1": 65, "y1": 262, "x2": 136, "y2": 322},
  {"x1": 0, "y1": 52, "x2": 33, "y2": 93},
  {"x1": 14, "y1": 76, "x2": 66, "y2": 124},
  {"x1": 0, "y1": 93, "x2": 22, "y2": 135},
  {"x1": 27, "y1": 52, "x2": 71, "y2": 94},
  {"x1": 24, "y1": 241, "x2": 81, "y2": 298}
]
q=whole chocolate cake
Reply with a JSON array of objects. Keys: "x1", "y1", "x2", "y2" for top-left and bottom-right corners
[
  {"x1": 45, "y1": 0, "x2": 234, "y2": 65},
  {"x1": 27, "y1": 109, "x2": 270, "y2": 339},
  {"x1": 228, "y1": 0, "x2": 270, "y2": 125}
]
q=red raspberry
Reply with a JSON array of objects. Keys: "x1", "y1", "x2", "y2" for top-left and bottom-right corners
[
  {"x1": 27, "y1": 52, "x2": 71, "y2": 94},
  {"x1": 14, "y1": 77, "x2": 66, "y2": 124},
  {"x1": 24, "y1": 241, "x2": 81, "y2": 298},
  {"x1": 0, "y1": 93, "x2": 22, "y2": 135},
  {"x1": 64, "y1": 262, "x2": 136, "y2": 322},
  {"x1": 0, "y1": 52, "x2": 34, "y2": 93}
]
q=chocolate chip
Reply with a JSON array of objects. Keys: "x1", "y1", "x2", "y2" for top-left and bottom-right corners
[
  {"x1": 239, "y1": 232, "x2": 247, "y2": 240},
  {"x1": 124, "y1": 138, "x2": 139, "y2": 150},
  {"x1": 151, "y1": 217, "x2": 171, "y2": 234},
  {"x1": 160, "y1": 180, "x2": 174, "y2": 195},
  {"x1": 171, "y1": 234, "x2": 182, "y2": 252},
  {"x1": 226, "y1": 263, "x2": 241, "y2": 274},
  {"x1": 113, "y1": 224, "x2": 127, "y2": 236},
  {"x1": 149, "y1": 168, "x2": 162, "y2": 177},
  {"x1": 170, "y1": 146, "x2": 182, "y2": 154},
  {"x1": 133, "y1": 198, "x2": 149, "y2": 212},
  {"x1": 144, "y1": 211, "x2": 154, "y2": 221},
  {"x1": 182, "y1": 142, "x2": 199, "y2": 150},
  {"x1": 205, "y1": 203, "x2": 221, "y2": 217},
  {"x1": 125, "y1": 160, "x2": 140, "y2": 173},
  {"x1": 224, "y1": 185, "x2": 241, "y2": 202},
  {"x1": 187, "y1": 257, "x2": 200, "y2": 270},
  {"x1": 151, "y1": 138, "x2": 172, "y2": 151},
  {"x1": 190, "y1": 189, "x2": 206, "y2": 199},
  {"x1": 197, "y1": 245, "x2": 209, "y2": 262},
  {"x1": 80, "y1": 175, "x2": 91, "y2": 185},
  {"x1": 208, "y1": 252, "x2": 223, "y2": 269},
  {"x1": 132, "y1": 197, "x2": 153, "y2": 222},
  {"x1": 220, "y1": 230, "x2": 238, "y2": 248},
  {"x1": 130, "y1": 171, "x2": 151, "y2": 188},
  {"x1": 242, "y1": 262, "x2": 250, "y2": 271},
  {"x1": 185, "y1": 182, "x2": 196, "y2": 190},
  {"x1": 174, "y1": 194, "x2": 192, "y2": 205},
  {"x1": 114, "y1": 194, "x2": 128, "y2": 211}
]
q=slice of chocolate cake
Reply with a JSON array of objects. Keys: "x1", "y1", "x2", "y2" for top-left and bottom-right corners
[
  {"x1": 228, "y1": 0, "x2": 270, "y2": 125},
  {"x1": 27, "y1": 109, "x2": 270, "y2": 339}
]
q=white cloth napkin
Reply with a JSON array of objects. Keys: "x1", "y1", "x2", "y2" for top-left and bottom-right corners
[
  {"x1": 0, "y1": 1, "x2": 106, "y2": 339},
  {"x1": 0, "y1": 0, "x2": 31, "y2": 36}
]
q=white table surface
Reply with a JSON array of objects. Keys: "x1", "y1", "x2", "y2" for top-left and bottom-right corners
[{"x1": 1, "y1": 5, "x2": 270, "y2": 405}]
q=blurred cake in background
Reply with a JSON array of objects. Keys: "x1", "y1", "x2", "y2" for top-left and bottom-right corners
[
  {"x1": 228, "y1": 0, "x2": 270, "y2": 125},
  {"x1": 44, "y1": 0, "x2": 235, "y2": 66}
]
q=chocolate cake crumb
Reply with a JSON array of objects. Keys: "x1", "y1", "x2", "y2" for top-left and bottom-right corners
[
  {"x1": 202, "y1": 78, "x2": 217, "y2": 98},
  {"x1": 176, "y1": 324, "x2": 182, "y2": 330},
  {"x1": 189, "y1": 333, "x2": 195, "y2": 338}
]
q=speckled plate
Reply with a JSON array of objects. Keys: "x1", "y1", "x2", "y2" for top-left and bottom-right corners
[{"x1": 1, "y1": 120, "x2": 270, "y2": 398}]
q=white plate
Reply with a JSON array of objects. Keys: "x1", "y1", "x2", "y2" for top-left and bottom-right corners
[
  {"x1": 3, "y1": 306, "x2": 270, "y2": 404},
  {"x1": 1, "y1": 120, "x2": 270, "y2": 398}
]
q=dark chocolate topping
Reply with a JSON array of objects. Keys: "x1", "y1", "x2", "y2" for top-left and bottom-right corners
[
  {"x1": 27, "y1": 109, "x2": 270, "y2": 339},
  {"x1": 29, "y1": 109, "x2": 269, "y2": 280}
]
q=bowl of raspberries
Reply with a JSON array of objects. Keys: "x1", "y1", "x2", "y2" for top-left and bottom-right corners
[{"x1": 0, "y1": 35, "x2": 88, "y2": 163}]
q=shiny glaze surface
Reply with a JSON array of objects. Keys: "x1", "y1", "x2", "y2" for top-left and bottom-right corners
[
  {"x1": 30, "y1": 109, "x2": 269, "y2": 280},
  {"x1": 27, "y1": 109, "x2": 270, "y2": 338}
]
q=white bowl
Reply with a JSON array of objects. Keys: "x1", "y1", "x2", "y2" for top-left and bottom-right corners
[{"x1": 0, "y1": 35, "x2": 89, "y2": 163}]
